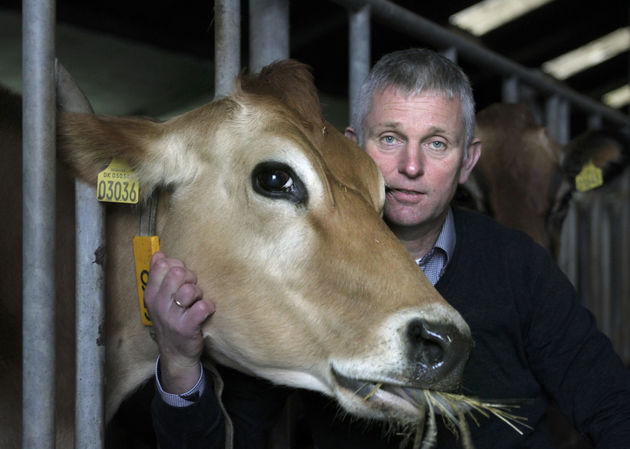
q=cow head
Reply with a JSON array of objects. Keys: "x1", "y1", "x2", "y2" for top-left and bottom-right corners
[
  {"x1": 456, "y1": 103, "x2": 630, "y2": 258},
  {"x1": 56, "y1": 60, "x2": 472, "y2": 424}
]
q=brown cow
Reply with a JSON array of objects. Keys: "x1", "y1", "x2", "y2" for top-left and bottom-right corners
[
  {"x1": 0, "y1": 61, "x2": 472, "y2": 447},
  {"x1": 456, "y1": 102, "x2": 630, "y2": 258}
]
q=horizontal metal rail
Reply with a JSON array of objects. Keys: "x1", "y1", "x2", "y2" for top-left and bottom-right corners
[{"x1": 332, "y1": 0, "x2": 629, "y2": 127}]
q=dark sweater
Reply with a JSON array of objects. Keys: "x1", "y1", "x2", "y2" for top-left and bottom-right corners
[{"x1": 152, "y1": 208, "x2": 630, "y2": 448}]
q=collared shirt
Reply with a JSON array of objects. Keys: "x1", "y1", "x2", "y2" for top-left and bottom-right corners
[{"x1": 416, "y1": 208, "x2": 456, "y2": 285}]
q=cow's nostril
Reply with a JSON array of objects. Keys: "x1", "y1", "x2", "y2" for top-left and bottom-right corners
[{"x1": 406, "y1": 318, "x2": 447, "y2": 367}]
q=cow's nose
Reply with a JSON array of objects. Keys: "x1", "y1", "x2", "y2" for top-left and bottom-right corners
[{"x1": 406, "y1": 318, "x2": 471, "y2": 389}]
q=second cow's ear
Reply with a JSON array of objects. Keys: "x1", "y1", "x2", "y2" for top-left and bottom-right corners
[{"x1": 562, "y1": 128, "x2": 630, "y2": 189}]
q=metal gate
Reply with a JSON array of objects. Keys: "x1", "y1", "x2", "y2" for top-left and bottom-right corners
[{"x1": 21, "y1": 0, "x2": 629, "y2": 447}]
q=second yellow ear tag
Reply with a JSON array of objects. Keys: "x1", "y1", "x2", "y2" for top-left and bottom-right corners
[
  {"x1": 97, "y1": 158, "x2": 140, "y2": 204},
  {"x1": 133, "y1": 235, "x2": 160, "y2": 326},
  {"x1": 575, "y1": 160, "x2": 603, "y2": 192}
]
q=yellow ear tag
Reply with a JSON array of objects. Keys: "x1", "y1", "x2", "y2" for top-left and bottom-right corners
[
  {"x1": 96, "y1": 158, "x2": 140, "y2": 203},
  {"x1": 133, "y1": 236, "x2": 160, "y2": 326},
  {"x1": 575, "y1": 160, "x2": 603, "y2": 192}
]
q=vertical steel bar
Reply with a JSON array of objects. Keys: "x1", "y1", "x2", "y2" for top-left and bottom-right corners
[
  {"x1": 559, "y1": 200, "x2": 579, "y2": 289},
  {"x1": 348, "y1": 5, "x2": 370, "y2": 128},
  {"x1": 620, "y1": 172, "x2": 630, "y2": 363},
  {"x1": 440, "y1": 46, "x2": 457, "y2": 63},
  {"x1": 598, "y1": 197, "x2": 612, "y2": 337},
  {"x1": 249, "y1": 0, "x2": 289, "y2": 72},
  {"x1": 545, "y1": 95, "x2": 570, "y2": 145},
  {"x1": 502, "y1": 76, "x2": 519, "y2": 103},
  {"x1": 214, "y1": 0, "x2": 241, "y2": 98},
  {"x1": 587, "y1": 113, "x2": 603, "y2": 129},
  {"x1": 75, "y1": 183, "x2": 106, "y2": 449},
  {"x1": 22, "y1": 0, "x2": 56, "y2": 447},
  {"x1": 54, "y1": 60, "x2": 108, "y2": 449}
]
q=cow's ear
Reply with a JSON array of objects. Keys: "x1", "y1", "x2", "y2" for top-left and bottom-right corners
[
  {"x1": 238, "y1": 59, "x2": 324, "y2": 133},
  {"x1": 57, "y1": 112, "x2": 173, "y2": 196},
  {"x1": 562, "y1": 128, "x2": 630, "y2": 188}
]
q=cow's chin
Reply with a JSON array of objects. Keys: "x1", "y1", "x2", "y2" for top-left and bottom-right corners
[{"x1": 330, "y1": 368, "x2": 427, "y2": 424}]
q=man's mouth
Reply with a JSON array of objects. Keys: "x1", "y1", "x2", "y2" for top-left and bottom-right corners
[{"x1": 386, "y1": 186, "x2": 424, "y2": 203}]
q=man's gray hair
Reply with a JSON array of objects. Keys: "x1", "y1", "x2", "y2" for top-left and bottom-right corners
[{"x1": 352, "y1": 48, "x2": 476, "y2": 153}]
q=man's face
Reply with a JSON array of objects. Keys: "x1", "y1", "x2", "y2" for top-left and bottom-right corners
[{"x1": 360, "y1": 88, "x2": 479, "y2": 231}]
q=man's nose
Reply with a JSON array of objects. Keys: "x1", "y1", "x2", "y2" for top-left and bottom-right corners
[{"x1": 398, "y1": 144, "x2": 424, "y2": 177}]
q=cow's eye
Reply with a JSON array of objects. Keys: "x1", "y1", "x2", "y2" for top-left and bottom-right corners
[
  {"x1": 259, "y1": 170, "x2": 293, "y2": 191},
  {"x1": 252, "y1": 161, "x2": 308, "y2": 205}
]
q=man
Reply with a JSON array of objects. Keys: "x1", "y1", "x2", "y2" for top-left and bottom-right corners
[{"x1": 145, "y1": 49, "x2": 630, "y2": 448}]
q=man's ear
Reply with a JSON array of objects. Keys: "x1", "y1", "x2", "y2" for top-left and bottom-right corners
[
  {"x1": 459, "y1": 137, "x2": 482, "y2": 184},
  {"x1": 344, "y1": 126, "x2": 358, "y2": 143}
]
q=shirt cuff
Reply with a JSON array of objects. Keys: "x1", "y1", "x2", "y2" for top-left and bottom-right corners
[{"x1": 155, "y1": 355, "x2": 206, "y2": 407}]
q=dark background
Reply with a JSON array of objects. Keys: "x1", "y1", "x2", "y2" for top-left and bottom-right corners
[{"x1": 2, "y1": 0, "x2": 628, "y2": 133}]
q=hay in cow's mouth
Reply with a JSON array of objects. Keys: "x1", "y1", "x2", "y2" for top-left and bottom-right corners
[
  {"x1": 381, "y1": 386, "x2": 530, "y2": 449},
  {"x1": 346, "y1": 382, "x2": 529, "y2": 449},
  {"x1": 334, "y1": 369, "x2": 529, "y2": 449}
]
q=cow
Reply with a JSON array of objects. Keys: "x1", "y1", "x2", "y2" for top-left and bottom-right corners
[
  {"x1": 456, "y1": 102, "x2": 630, "y2": 259},
  {"x1": 0, "y1": 60, "x2": 473, "y2": 447}
]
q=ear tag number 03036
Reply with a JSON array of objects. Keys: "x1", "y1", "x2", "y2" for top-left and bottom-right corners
[
  {"x1": 575, "y1": 160, "x2": 603, "y2": 192},
  {"x1": 97, "y1": 158, "x2": 139, "y2": 204}
]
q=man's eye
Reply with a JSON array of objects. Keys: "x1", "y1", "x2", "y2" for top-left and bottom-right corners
[
  {"x1": 429, "y1": 141, "x2": 445, "y2": 150},
  {"x1": 382, "y1": 135, "x2": 397, "y2": 144}
]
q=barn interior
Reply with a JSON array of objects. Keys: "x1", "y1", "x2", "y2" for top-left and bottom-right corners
[
  {"x1": 2, "y1": 1, "x2": 629, "y2": 449},
  {"x1": 1, "y1": 0, "x2": 628, "y2": 133}
]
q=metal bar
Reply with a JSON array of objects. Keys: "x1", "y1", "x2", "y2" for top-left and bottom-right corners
[
  {"x1": 598, "y1": 199, "x2": 612, "y2": 337},
  {"x1": 587, "y1": 113, "x2": 603, "y2": 130},
  {"x1": 502, "y1": 76, "x2": 519, "y2": 103},
  {"x1": 249, "y1": 0, "x2": 289, "y2": 72},
  {"x1": 55, "y1": 60, "x2": 108, "y2": 449},
  {"x1": 75, "y1": 183, "x2": 107, "y2": 449},
  {"x1": 545, "y1": 95, "x2": 570, "y2": 145},
  {"x1": 214, "y1": 0, "x2": 241, "y2": 98},
  {"x1": 22, "y1": 0, "x2": 56, "y2": 447},
  {"x1": 620, "y1": 172, "x2": 630, "y2": 362},
  {"x1": 348, "y1": 5, "x2": 370, "y2": 127},
  {"x1": 330, "y1": 0, "x2": 630, "y2": 127},
  {"x1": 558, "y1": 199, "x2": 579, "y2": 288},
  {"x1": 440, "y1": 46, "x2": 457, "y2": 63}
]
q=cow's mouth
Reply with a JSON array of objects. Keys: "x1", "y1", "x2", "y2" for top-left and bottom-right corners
[
  {"x1": 331, "y1": 368, "x2": 530, "y2": 444},
  {"x1": 331, "y1": 367, "x2": 425, "y2": 418}
]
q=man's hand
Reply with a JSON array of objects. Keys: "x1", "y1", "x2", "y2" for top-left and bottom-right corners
[{"x1": 144, "y1": 252, "x2": 215, "y2": 394}]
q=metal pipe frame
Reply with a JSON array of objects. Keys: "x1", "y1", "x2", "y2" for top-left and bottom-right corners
[
  {"x1": 348, "y1": 5, "x2": 371, "y2": 127},
  {"x1": 22, "y1": 0, "x2": 57, "y2": 447},
  {"x1": 249, "y1": 0, "x2": 289, "y2": 72},
  {"x1": 74, "y1": 182, "x2": 107, "y2": 449},
  {"x1": 53, "y1": 60, "x2": 108, "y2": 449},
  {"x1": 214, "y1": 0, "x2": 241, "y2": 98},
  {"x1": 331, "y1": 0, "x2": 629, "y2": 128}
]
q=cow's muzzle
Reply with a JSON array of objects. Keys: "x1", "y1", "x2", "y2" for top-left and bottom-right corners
[{"x1": 405, "y1": 318, "x2": 472, "y2": 391}]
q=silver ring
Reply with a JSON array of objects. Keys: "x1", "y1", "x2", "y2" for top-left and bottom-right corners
[{"x1": 173, "y1": 298, "x2": 185, "y2": 308}]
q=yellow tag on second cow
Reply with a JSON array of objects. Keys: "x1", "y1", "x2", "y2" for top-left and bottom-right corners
[
  {"x1": 97, "y1": 158, "x2": 140, "y2": 204},
  {"x1": 133, "y1": 235, "x2": 160, "y2": 326},
  {"x1": 575, "y1": 160, "x2": 603, "y2": 192}
]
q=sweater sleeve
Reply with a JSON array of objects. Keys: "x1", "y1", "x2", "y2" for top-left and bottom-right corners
[
  {"x1": 151, "y1": 367, "x2": 226, "y2": 449},
  {"x1": 152, "y1": 364, "x2": 291, "y2": 449},
  {"x1": 523, "y1": 244, "x2": 630, "y2": 448}
]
